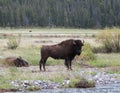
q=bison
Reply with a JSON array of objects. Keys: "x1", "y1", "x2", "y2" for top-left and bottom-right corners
[
  {"x1": 39, "y1": 39, "x2": 84, "y2": 71},
  {"x1": 5, "y1": 56, "x2": 29, "y2": 67}
]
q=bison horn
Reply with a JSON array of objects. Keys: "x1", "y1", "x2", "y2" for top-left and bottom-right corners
[
  {"x1": 73, "y1": 41, "x2": 76, "y2": 45},
  {"x1": 82, "y1": 40, "x2": 84, "y2": 44}
]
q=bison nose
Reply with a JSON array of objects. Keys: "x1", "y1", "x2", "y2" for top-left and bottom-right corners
[
  {"x1": 77, "y1": 51, "x2": 81, "y2": 55},
  {"x1": 77, "y1": 52, "x2": 80, "y2": 55}
]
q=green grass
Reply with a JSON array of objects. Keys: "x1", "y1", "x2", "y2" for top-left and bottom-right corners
[
  {"x1": 88, "y1": 53, "x2": 120, "y2": 67},
  {"x1": 46, "y1": 58, "x2": 63, "y2": 66},
  {"x1": 0, "y1": 47, "x2": 64, "y2": 66},
  {"x1": 1, "y1": 47, "x2": 40, "y2": 65},
  {"x1": 1, "y1": 46, "x2": 120, "y2": 68},
  {"x1": 0, "y1": 67, "x2": 19, "y2": 89},
  {"x1": 0, "y1": 80, "x2": 13, "y2": 89}
]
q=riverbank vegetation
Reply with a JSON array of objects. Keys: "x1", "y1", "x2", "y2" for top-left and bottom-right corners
[{"x1": 0, "y1": 28, "x2": 120, "y2": 91}]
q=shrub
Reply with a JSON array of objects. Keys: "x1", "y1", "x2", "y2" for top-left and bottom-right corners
[
  {"x1": 92, "y1": 46, "x2": 106, "y2": 53},
  {"x1": 97, "y1": 27, "x2": 120, "y2": 53},
  {"x1": 69, "y1": 77, "x2": 95, "y2": 88},
  {"x1": 7, "y1": 34, "x2": 21, "y2": 49},
  {"x1": 79, "y1": 43, "x2": 96, "y2": 61}
]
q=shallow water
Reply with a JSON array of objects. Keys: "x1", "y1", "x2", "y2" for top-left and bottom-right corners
[{"x1": 8, "y1": 83, "x2": 120, "y2": 93}]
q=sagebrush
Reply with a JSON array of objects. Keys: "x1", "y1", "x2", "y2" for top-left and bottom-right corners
[
  {"x1": 7, "y1": 34, "x2": 21, "y2": 49},
  {"x1": 96, "y1": 28, "x2": 120, "y2": 53}
]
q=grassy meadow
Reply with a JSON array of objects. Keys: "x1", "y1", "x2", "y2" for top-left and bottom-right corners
[{"x1": 0, "y1": 28, "x2": 120, "y2": 89}]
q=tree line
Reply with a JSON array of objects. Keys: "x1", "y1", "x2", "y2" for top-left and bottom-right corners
[{"x1": 0, "y1": 0, "x2": 120, "y2": 28}]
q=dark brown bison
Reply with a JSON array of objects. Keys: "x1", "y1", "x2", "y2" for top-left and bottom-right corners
[
  {"x1": 39, "y1": 39, "x2": 84, "y2": 71},
  {"x1": 5, "y1": 56, "x2": 29, "y2": 67},
  {"x1": 14, "y1": 56, "x2": 29, "y2": 67}
]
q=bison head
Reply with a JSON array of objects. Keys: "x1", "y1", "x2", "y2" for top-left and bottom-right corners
[
  {"x1": 73, "y1": 40, "x2": 84, "y2": 55},
  {"x1": 14, "y1": 57, "x2": 29, "y2": 67}
]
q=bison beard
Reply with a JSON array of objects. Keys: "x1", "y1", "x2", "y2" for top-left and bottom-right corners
[{"x1": 39, "y1": 39, "x2": 84, "y2": 71}]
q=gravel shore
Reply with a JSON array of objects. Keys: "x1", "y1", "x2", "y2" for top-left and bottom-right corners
[{"x1": 10, "y1": 67, "x2": 120, "y2": 91}]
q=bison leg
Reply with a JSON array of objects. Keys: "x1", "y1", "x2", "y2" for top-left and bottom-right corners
[
  {"x1": 43, "y1": 61, "x2": 46, "y2": 71},
  {"x1": 65, "y1": 59, "x2": 73, "y2": 70},
  {"x1": 69, "y1": 61, "x2": 72, "y2": 70},
  {"x1": 39, "y1": 59, "x2": 43, "y2": 71},
  {"x1": 64, "y1": 59, "x2": 69, "y2": 70},
  {"x1": 39, "y1": 58, "x2": 47, "y2": 71}
]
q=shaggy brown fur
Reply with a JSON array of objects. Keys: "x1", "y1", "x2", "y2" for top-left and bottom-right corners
[
  {"x1": 5, "y1": 56, "x2": 29, "y2": 67},
  {"x1": 39, "y1": 39, "x2": 84, "y2": 71}
]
